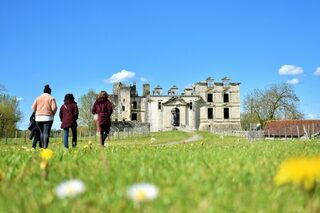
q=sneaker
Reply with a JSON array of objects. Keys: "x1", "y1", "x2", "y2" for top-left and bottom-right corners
[{"x1": 72, "y1": 142, "x2": 77, "y2": 148}]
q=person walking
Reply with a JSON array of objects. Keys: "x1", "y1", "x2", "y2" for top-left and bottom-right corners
[
  {"x1": 32, "y1": 84, "x2": 57, "y2": 148},
  {"x1": 59, "y1": 93, "x2": 79, "y2": 148},
  {"x1": 92, "y1": 91, "x2": 113, "y2": 147}
]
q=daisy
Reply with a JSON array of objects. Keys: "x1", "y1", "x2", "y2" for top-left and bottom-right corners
[
  {"x1": 127, "y1": 183, "x2": 159, "y2": 203},
  {"x1": 55, "y1": 179, "x2": 86, "y2": 199}
]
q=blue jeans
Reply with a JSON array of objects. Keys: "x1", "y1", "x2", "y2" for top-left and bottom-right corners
[
  {"x1": 63, "y1": 126, "x2": 77, "y2": 148},
  {"x1": 36, "y1": 121, "x2": 53, "y2": 149}
]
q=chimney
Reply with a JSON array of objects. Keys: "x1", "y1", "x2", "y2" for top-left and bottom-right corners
[{"x1": 143, "y1": 84, "x2": 150, "y2": 97}]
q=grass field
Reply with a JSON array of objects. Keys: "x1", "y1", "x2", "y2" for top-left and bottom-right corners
[{"x1": 0, "y1": 131, "x2": 320, "y2": 212}]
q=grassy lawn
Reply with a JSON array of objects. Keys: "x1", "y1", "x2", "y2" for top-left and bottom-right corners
[{"x1": 0, "y1": 131, "x2": 320, "y2": 212}]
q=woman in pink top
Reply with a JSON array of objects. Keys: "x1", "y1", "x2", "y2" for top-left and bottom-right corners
[{"x1": 32, "y1": 84, "x2": 57, "y2": 148}]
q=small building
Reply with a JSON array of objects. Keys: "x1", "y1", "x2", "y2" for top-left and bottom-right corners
[
  {"x1": 264, "y1": 120, "x2": 320, "y2": 139},
  {"x1": 109, "y1": 77, "x2": 241, "y2": 132}
]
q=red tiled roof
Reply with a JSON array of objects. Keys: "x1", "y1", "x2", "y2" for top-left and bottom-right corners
[{"x1": 264, "y1": 120, "x2": 320, "y2": 137}]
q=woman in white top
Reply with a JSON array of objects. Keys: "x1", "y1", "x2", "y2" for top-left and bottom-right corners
[{"x1": 31, "y1": 84, "x2": 57, "y2": 148}]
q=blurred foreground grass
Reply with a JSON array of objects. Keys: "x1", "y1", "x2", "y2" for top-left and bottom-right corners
[{"x1": 0, "y1": 131, "x2": 320, "y2": 212}]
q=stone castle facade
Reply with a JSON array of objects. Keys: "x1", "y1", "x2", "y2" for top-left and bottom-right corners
[{"x1": 109, "y1": 77, "x2": 241, "y2": 132}]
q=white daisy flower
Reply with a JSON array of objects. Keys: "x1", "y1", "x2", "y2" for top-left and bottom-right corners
[
  {"x1": 55, "y1": 179, "x2": 86, "y2": 199},
  {"x1": 127, "y1": 183, "x2": 159, "y2": 203}
]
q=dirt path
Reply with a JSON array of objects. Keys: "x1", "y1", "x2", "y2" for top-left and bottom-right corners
[{"x1": 152, "y1": 133, "x2": 203, "y2": 146}]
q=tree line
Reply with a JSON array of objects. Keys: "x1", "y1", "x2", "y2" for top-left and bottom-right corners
[
  {"x1": 241, "y1": 83, "x2": 303, "y2": 130},
  {"x1": 0, "y1": 84, "x2": 23, "y2": 137}
]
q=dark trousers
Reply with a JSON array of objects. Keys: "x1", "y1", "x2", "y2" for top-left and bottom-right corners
[
  {"x1": 99, "y1": 124, "x2": 109, "y2": 146},
  {"x1": 36, "y1": 121, "x2": 53, "y2": 149}
]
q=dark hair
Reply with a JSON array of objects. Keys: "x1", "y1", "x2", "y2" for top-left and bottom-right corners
[
  {"x1": 43, "y1": 84, "x2": 51, "y2": 94},
  {"x1": 64, "y1": 93, "x2": 75, "y2": 102},
  {"x1": 97, "y1": 91, "x2": 108, "y2": 99}
]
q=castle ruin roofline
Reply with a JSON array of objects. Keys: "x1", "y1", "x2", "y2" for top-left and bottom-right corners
[
  {"x1": 230, "y1": 82, "x2": 241, "y2": 86},
  {"x1": 206, "y1": 76, "x2": 214, "y2": 82},
  {"x1": 195, "y1": 81, "x2": 207, "y2": 86},
  {"x1": 214, "y1": 82, "x2": 241, "y2": 86},
  {"x1": 163, "y1": 96, "x2": 187, "y2": 105},
  {"x1": 221, "y1": 76, "x2": 230, "y2": 82}
]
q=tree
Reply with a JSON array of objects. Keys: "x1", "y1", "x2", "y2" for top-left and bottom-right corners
[
  {"x1": 242, "y1": 83, "x2": 303, "y2": 129},
  {"x1": 0, "y1": 84, "x2": 23, "y2": 137},
  {"x1": 77, "y1": 89, "x2": 97, "y2": 134}
]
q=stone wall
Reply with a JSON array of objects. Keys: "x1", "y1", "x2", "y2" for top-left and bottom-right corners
[{"x1": 110, "y1": 121, "x2": 150, "y2": 133}]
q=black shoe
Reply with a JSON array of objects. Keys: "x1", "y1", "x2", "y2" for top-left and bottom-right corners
[{"x1": 72, "y1": 142, "x2": 77, "y2": 147}]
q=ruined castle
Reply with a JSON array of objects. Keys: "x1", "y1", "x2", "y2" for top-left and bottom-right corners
[{"x1": 109, "y1": 77, "x2": 241, "y2": 132}]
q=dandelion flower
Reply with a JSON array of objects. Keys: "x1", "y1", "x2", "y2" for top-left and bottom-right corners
[
  {"x1": 55, "y1": 179, "x2": 86, "y2": 199},
  {"x1": 40, "y1": 149, "x2": 54, "y2": 161},
  {"x1": 274, "y1": 156, "x2": 320, "y2": 191},
  {"x1": 127, "y1": 183, "x2": 159, "y2": 203}
]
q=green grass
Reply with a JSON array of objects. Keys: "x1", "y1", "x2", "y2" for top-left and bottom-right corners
[{"x1": 1, "y1": 131, "x2": 320, "y2": 212}]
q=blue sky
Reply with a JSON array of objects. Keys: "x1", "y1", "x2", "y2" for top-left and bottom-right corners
[{"x1": 1, "y1": 0, "x2": 319, "y2": 129}]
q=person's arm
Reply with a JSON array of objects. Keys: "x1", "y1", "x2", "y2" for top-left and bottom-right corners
[
  {"x1": 59, "y1": 106, "x2": 63, "y2": 121},
  {"x1": 51, "y1": 98, "x2": 58, "y2": 115},
  {"x1": 108, "y1": 102, "x2": 113, "y2": 117},
  {"x1": 74, "y1": 104, "x2": 79, "y2": 120},
  {"x1": 31, "y1": 98, "x2": 37, "y2": 112}
]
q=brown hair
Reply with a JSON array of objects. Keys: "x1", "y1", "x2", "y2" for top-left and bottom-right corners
[{"x1": 97, "y1": 90, "x2": 108, "y2": 99}]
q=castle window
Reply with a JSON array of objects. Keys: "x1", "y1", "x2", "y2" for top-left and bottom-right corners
[
  {"x1": 224, "y1": 108, "x2": 230, "y2": 119},
  {"x1": 223, "y1": 93, "x2": 229, "y2": 103},
  {"x1": 122, "y1": 106, "x2": 125, "y2": 111},
  {"x1": 131, "y1": 113, "x2": 137, "y2": 121},
  {"x1": 207, "y1": 94, "x2": 213, "y2": 102},
  {"x1": 158, "y1": 101, "x2": 162, "y2": 110},
  {"x1": 132, "y1": 101, "x2": 137, "y2": 109},
  {"x1": 208, "y1": 108, "x2": 213, "y2": 119},
  {"x1": 189, "y1": 102, "x2": 193, "y2": 110}
]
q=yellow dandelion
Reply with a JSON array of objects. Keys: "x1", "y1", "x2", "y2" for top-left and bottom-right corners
[
  {"x1": 40, "y1": 149, "x2": 54, "y2": 161},
  {"x1": 274, "y1": 156, "x2": 320, "y2": 191}
]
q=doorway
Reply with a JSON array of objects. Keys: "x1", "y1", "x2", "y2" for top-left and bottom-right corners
[{"x1": 171, "y1": 107, "x2": 180, "y2": 127}]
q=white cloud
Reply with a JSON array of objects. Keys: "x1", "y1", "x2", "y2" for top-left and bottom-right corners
[
  {"x1": 104, "y1": 70, "x2": 135, "y2": 84},
  {"x1": 305, "y1": 114, "x2": 319, "y2": 119},
  {"x1": 278, "y1": 65, "x2": 303, "y2": 75},
  {"x1": 140, "y1": 77, "x2": 148, "y2": 82},
  {"x1": 314, "y1": 67, "x2": 320, "y2": 76},
  {"x1": 286, "y1": 78, "x2": 300, "y2": 85}
]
